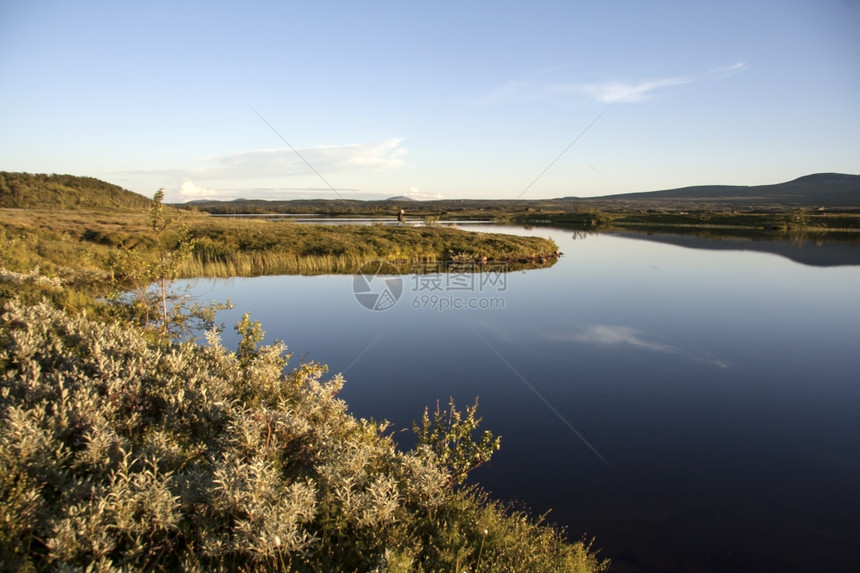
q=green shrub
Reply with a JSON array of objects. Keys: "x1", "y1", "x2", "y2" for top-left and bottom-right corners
[{"x1": 0, "y1": 300, "x2": 607, "y2": 572}]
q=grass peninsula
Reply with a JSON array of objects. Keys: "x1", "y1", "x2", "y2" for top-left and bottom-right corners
[{"x1": 0, "y1": 175, "x2": 609, "y2": 571}]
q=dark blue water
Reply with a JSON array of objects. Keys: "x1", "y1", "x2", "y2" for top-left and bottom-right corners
[{"x1": 181, "y1": 227, "x2": 860, "y2": 572}]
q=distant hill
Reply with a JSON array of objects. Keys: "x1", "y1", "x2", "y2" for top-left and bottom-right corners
[
  {"x1": 0, "y1": 172, "x2": 151, "y2": 210},
  {"x1": 385, "y1": 195, "x2": 417, "y2": 202},
  {"x1": 578, "y1": 173, "x2": 860, "y2": 207}
]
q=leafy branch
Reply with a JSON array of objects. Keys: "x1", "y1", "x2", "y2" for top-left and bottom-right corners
[{"x1": 413, "y1": 397, "x2": 501, "y2": 487}]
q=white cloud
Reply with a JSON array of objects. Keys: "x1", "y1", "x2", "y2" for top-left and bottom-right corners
[
  {"x1": 708, "y1": 61, "x2": 750, "y2": 79},
  {"x1": 139, "y1": 138, "x2": 409, "y2": 201},
  {"x1": 179, "y1": 180, "x2": 215, "y2": 199},
  {"x1": 481, "y1": 60, "x2": 748, "y2": 105},
  {"x1": 193, "y1": 138, "x2": 407, "y2": 180},
  {"x1": 405, "y1": 186, "x2": 444, "y2": 200},
  {"x1": 343, "y1": 139, "x2": 407, "y2": 170},
  {"x1": 118, "y1": 138, "x2": 409, "y2": 201},
  {"x1": 479, "y1": 75, "x2": 692, "y2": 105},
  {"x1": 578, "y1": 77, "x2": 694, "y2": 103}
]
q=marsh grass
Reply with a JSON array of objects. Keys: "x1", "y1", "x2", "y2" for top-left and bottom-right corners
[{"x1": 1, "y1": 208, "x2": 558, "y2": 283}]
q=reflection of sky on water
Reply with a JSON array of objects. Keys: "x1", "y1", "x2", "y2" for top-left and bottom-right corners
[
  {"x1": 527, "y1": 323, "x2": 732, "y2": 368},
  {"x1": 181, "y1": 227, "x2": 860, "y2": 573}
]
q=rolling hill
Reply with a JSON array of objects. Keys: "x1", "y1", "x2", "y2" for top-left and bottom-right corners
[
  {"x1": 0, "y1": 172, "x2": 151, "y2": 210},
  {"x1": 577, "y1": 173, "x2": 860, "y2": 207}
]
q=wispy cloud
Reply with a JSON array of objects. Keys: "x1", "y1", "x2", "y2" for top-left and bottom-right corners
[
  {"x1": 123, "y1": 138, "x2": 408, "y2": 201},
  {"x1": 708, "y1": 61, "x2": 750, "y2": 79},
  {"x1": 479, "y1": 75, "x2": 692, "y2": 105},
  {"x1": 195, "y1": 138, "x2": 407, "y2": 179},
  {"x1": 533, "y1": 324, "x2": 730, "y2": 368},
  {"x1": 578, "y1": 77, "x2": 693, "y2": 103},
  {"x1": 121, "y1": 139, "x2": 407, "y2": 182},
  {"x1": 480, "y1": 61, "x2": 746, "y2": 105}
]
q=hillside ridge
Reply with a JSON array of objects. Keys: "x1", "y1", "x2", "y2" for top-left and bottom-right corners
[
  {"x1": 0, "y1": 172, "x2": 151, "y2": 210},
  {"x1": 580, "y1": 172, "x2": 860, "y2": 206}
]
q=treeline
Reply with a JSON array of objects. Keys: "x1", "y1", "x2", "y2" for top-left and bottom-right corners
[{"x1": 0, "y1": 172, "x2": 151, "y2": 210}]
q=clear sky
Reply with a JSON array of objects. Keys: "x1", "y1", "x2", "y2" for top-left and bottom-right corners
[{"x1": 1, "y1": 1, "x2": 858, "y2": 202}]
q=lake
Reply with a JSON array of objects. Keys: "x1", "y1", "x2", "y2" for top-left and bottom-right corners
[{"x1": 181, "y1": 226, "x2": 860, "y2": 573}]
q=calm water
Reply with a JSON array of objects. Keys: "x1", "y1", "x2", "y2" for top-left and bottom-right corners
[{"x1": 182, "y1": 226, "x2": 860, "y2": 572}]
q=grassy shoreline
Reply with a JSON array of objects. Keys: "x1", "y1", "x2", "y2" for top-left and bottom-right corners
[
  {"x1": 0, "y1": 207, "x2": 559, "y2": 265},
  {"x1": 0, "y1": 206, "x2": 559, "y2": 309}
]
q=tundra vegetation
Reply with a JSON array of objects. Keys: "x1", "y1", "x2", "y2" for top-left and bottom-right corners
[
  {"x1": 3, "y1": 169, "x2": 856, "y2": 569},
  {"x1": 1, "y1": 174, "x2": 606, "y2": 571},
  {"x1": 0, "y1": 300, "x2": 608, "y2": 571}
]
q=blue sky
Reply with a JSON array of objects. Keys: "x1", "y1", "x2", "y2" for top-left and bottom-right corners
[{"x1": 1, "y1": 1, "x2": 858, "y2": 202}]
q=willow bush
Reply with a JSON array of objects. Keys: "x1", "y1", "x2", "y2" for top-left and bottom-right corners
[{"x1": 0, "y1": 300, "x2": 607, "y2": 572}]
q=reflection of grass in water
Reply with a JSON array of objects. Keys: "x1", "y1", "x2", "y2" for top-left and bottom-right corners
[
  {"x1": 181, "y1": 252, "x2": 558, "y2": 277},
  {"x1": 180, "y1": 252, "x2": 370, "y2": 276}
]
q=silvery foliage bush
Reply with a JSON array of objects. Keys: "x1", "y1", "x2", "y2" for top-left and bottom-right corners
[
  {"x1": 0, "y1": 300, "x2": 607, "y2": 572},
  {"x1": 0, "y1": 269, "x2": 63, "y2": 290}
]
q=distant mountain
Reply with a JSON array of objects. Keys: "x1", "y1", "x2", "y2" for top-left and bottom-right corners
[
  {"x1": 0, "y1": 172, "x2": 151, "y2": 210},
  {"x1": 385, "y1": 195, "x2": 417, "y2": 202},
  {"x1": 577, "y1": 173, "x2": 860, "y2": 207}
]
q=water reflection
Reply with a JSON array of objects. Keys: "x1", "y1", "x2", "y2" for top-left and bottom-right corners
[
  {"x1": 182, "y1": 226, "x2": 860, "y2": 573},
  {"x1": 609, "y1": 230, "x2": 860, "y2": 267},
  {"x1": 531, "y1": 323, "x2": 732, "y2": 368}
]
